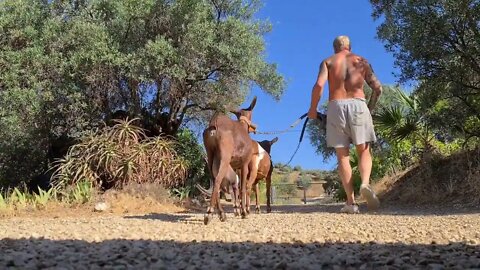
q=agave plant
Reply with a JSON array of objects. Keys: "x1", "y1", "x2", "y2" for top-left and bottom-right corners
[{"x1": 52, "y1": 119, "x2": 187, "y2": 190}]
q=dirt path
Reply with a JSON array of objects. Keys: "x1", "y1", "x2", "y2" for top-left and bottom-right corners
[{"x1": 1, "y1": 204, "x2": 479, "y2": 269}]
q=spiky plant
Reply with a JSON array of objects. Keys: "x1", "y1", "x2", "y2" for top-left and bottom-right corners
[
  {"x1": 52, "y1": 119, "x2": 187, "y2": 190},
  {"x1": 374, "y1": 87, "x2": 435, "y2": 154}
]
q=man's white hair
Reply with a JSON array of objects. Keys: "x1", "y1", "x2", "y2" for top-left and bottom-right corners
[{"x1": 333, "y1": 36, "x2": 351, "y2": 52}]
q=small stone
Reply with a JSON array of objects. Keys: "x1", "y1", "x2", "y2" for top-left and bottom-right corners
[
  {"x1": 94, "y1": 202, "x2": 109, "y2": 212},
  {"x1": 428, "y1": 263, "x2": 445, "y2": 270},
  {"x1": 250, "y1": 260, "x2": 263, "y2": 267},
  {"x1": 274, "y1": 261, "x2": 288, "y2": 270},
  {"x1": 162, "y1": 251, "x2": 176, "y2": 261}
]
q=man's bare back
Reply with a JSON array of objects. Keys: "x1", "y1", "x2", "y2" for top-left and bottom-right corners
[
  {"x1": 308, "y1": 49, "x2": 382, "y2": 118},
  {"x1": 325, "y1": 51, "x2": 379, "y2": 101}
]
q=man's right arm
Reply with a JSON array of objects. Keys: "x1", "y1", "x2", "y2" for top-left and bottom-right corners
[
  {"x1": 364, "y1": 61, "x2": 382, "y2": 113},
  {"x1": 308, "y1": 60, "x2": 328, "y2": 119}
]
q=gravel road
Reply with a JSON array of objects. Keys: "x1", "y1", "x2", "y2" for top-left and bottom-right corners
[{"x1": 1, "y1": 204, "x2": 479, "y2": 269}]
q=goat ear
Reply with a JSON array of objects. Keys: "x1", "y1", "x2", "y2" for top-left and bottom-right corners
[
  {"x1": 271, "y1": 137, "x2": 279, "y2": 145},
  {"x1": 246, "y1": 96, "x2": 257, "y2": 111}
]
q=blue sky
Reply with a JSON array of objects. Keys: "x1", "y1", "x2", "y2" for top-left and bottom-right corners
[{"x1": 242, "y1": 0, "x2": 397, "y2": 171}]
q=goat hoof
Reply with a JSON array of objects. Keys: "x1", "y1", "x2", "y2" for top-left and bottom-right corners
[
  {"x1": 234, "y1": 209, "x2": 240, "y2": 217},
  {"x1": 255, "y1": 208, "x2": 260, "y2": 214},
  {"x1": 267, "y1": 207, "x2": 272, "y2": 213},
  {"x1": 204, "y1": 214, "x2": 212, "y2": 225},
  {"x1": 219, "y1": 212, "x2": 227, "y2": 222},
  {"x1": 241, "y1": 212, "x2": 247, "y2": 219}
]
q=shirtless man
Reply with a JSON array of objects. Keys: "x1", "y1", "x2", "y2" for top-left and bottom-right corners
[{"x1": 308, "y1": 36, "x2": 382, "y2": 213}]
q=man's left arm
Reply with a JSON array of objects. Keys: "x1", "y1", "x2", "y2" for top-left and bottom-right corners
[
  {"x1": 365, "y1": 63, "x2": 382, "y2": 113},
  {"x1": 308, "y1": 61, "x2": 328, "y2": 119}
]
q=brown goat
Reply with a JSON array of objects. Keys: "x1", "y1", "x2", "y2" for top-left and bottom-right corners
[
  {"x1": 246, "y1": 137, "x2": 278, "y2": 214},
  {"x1": 202, "y1": 97, "x2": 258, "y2": 224},
  {"x1": 197, "y1": 164, "x2": 241, "y2": 216}
]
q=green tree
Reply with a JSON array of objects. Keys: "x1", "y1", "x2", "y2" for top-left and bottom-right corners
[
  {"x1": 370, "y1": 0, "x2": 480, "y2": 143},
  {"x1": 0, "y1": 0, "x2": 285, "y2": 184}
]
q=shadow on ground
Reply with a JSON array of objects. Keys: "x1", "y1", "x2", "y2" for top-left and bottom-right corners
[
  {"x1": 0, "y1": 238, "x2": 478, "y2": 269},
  {"x1": 182, "y1": 203, "x2": 480, "y2": 217},
  {"x1": 124, "y1": 213, "x2": 199, "y2": 223},
  {"x1": 269, "y1": 203, "x2": 480, "y2": 216}
]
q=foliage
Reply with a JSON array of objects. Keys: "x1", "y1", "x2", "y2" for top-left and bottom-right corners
[
  {"x1": 0, "y1": 192, "x2": 6, "y2": 209},
  {"x1": 274, "y1": 176, "x2": 297, "y2": 199},
  {"x1": 296, "y1": 176, "x2": 312, "y2": 190},
  {"x1": 174, "y1": 129, "x2": 209, "y2": 194},
  {"x1": 0, "y1": 0, "x2": 285, "y2": 186},
  {"x1": 68, "y1": 180, "x2": 93, "y2": 204},
  {"x1": 52, "y1": 119, "x2": 187, "y2": 190},
  {"x1": 170, "y1": 186, "x2": 192, "y2": 201},
  {"x1": 0, "y1": 182, "x2": 96, "y2": 211},
  {"x1": 11, "y1": 187, "x2": 30, "y2": 208},
  {"x1": 371, "y1": 0, "x2": 480, "y2": 141},
  {"x1": 33, "y1": 187, "x2": 55, "y2": 208}
]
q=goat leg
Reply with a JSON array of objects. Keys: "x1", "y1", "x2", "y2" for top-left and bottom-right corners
[
  {"x1": 204, "y1": 157, "x2": 229, "y2": 225},
  {"x1": 266, "y1": 162, "x2": 273, "y2": 213},
  {"x1": 246, "y1": 163, "x2": 258, "y2": 215},
  {"x1": 255, "y1": 183, "x2": 261, "y2": 214},
  {"x1": 240, "y1": 164, "x2": 249, "y2": 219},
  {"x1": 215, "y1": 160, "x2": 230, "y2": 222},
  {"x1": 232, "y1": 180, "x2": 240, "y2": 216}
]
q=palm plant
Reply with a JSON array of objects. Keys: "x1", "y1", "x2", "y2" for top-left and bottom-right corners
[{"x1": 374, "y1": 87, "x2": 435, "y2": 156}]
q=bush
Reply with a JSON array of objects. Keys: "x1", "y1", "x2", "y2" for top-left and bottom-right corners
[
  {"x1": 296, "y1": 176, "x2": 312, "y2": 190},
  {"x1": 275, "y1": 176, "x2": 296, "y2": 198},
  {"x1": 174, "y1": 129, "x2": 210, "y2": 196},
  {"x1": 52, "y1": 119, "x2": 187, "y2": 190}
]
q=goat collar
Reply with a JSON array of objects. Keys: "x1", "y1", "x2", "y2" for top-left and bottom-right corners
[{"x1": 239, "y1": 116, "x2": 257, "y2": 132}]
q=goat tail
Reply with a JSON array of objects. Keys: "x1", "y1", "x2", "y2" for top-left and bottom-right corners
[{"x1": 204, "y1": 126, "x2": 217, "y2": 138}]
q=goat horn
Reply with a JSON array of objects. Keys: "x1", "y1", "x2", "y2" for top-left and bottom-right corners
[
  {"x1": 195, "y1": 184, "x2": 213, "y2": 197},
  {"x1": 246, "y1": 96, "x2": 257, "y2": 111}
]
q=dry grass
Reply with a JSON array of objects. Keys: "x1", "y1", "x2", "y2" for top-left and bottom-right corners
[
  {"x1": 0, "y1": 183, "x2": 184, "y2": 218},
  {"x1": 101, "y1": 183, "x2": 183, "y2": 215},
  {"x1": 374, "y1": 147, "x2": 480, "y2": 207}
]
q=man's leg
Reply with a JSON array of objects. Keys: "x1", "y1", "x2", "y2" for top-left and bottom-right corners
[
  {"x1": 356, "y1": 143, "x2": 380, "y2": 210},
  {"x1": 335, "y1": 147, "x2": 355, "y2": 205},
  {"x1": 355, "y1": 143, "x2": 372, "y2": 186}
]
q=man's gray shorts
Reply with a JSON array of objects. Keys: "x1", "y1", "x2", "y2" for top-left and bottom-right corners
[{"x1": 326, "y1": 98, "x2": 376, "y2": 148}]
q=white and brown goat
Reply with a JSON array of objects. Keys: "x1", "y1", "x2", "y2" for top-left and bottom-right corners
[{"x1": 246, "y1": 137, "x2": 278, "y2": 214}]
